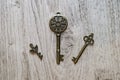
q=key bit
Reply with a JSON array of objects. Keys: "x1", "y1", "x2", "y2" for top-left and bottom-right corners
[
  {"x1": 29, "y1": 43, "x2": 43, "y2": 60},
  {"x1": 72, "y1": 33, "x2": 94, "y2": 64},
  {"x1": 49, "y1": 12, "x2": 68, "y2": 65},
  {"x1": 60, "y1": 55, "x2": 64, "y2": 61}
]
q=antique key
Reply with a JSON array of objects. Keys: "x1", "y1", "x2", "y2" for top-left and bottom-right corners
[
  {"x1": 29, "y1": 43, "x2": 43, "y2": 60},
  {"x1": 49, "y1": 12, "x2": 68, "y2": 65},
  {"x1": 72, "y1": 33, "x2": 94, "y2": 64}
]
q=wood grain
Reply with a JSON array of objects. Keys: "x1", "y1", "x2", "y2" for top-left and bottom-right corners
[{"x1": 0, "y1": 0, "x2": 120, "y2": 80}]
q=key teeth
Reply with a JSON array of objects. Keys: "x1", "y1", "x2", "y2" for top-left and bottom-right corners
[
  {"x1": 40, "y1": 55, "x2": 43, "y2": 60},
  {"x1": 60, "y1": 58, "x2": 64, "y2": 61},
  {"x1": 72, "y1": 57, "x2": 76, "y2": 61},
  {"x1": 72, "y1": 57, "x2": 77, "y2": 64},
  {"x1": 60, "y1": 55, "x2": 64, "y2": 61},
  {"x1": 38, "y1": 52, "x2": 43, "y2": 60}
]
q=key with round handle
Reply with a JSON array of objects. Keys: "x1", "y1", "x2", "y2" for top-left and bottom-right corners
[
  {"x1": 49, "y1": 12, "x2": 68, "y2": 65},
  {"x1": 72, "y1": 33, "x2": 94, "y2": 64}
]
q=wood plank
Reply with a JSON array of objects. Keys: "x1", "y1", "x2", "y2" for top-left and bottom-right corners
[{"x1": 0, "y1": 0, "x2": 120, "y2": 80}]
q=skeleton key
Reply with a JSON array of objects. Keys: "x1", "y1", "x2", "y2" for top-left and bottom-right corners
[
  {"x1": 29, "y1": 43, "x2": 43, "y2": 60},
  {"x1": 49, "y1": 12, "x2": 68, "y2": 65},
  {"x1": 72, "y1": 33, "x2": 94, "y2": 64}
]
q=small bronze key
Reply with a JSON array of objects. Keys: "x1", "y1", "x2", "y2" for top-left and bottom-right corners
[
  {"x1": 72, "y1": 33, "x2": 94, "y2": 64},
  {"x1": 49, "y1": 12, "x2": 68, "y2": 65},
  {"x1": 29, "y1": 43, "x2": 43, "y2": 60}
]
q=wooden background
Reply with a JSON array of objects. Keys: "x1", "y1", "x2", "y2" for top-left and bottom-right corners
[{"x1": 0, "y1": 0, "x2": 120, "y2": 80}]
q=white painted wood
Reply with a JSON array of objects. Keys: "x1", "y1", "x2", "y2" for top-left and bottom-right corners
[{"x1": 0, "y1": 0, "x2": 120, "y2": 80}]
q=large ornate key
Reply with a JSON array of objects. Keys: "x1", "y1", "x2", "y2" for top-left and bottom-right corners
[
  {"x1": 72, "y1": 33, "x2": 94, "y2": 64},
  {"x1": 49, "y1": 12, "x2": 68, "y2": 65}
]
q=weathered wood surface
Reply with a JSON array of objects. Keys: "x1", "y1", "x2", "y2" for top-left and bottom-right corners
[{"x1": 0, "y1": 0, "x2": 120, "y2": 80}]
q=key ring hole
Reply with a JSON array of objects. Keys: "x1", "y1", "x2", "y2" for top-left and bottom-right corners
[
  {"x1": 89, "y1": 36, "x2": 93, "y2": 39},
  {"x1": 83, "y1": 36, "x2": 89, "y2": 41},
  {"x1": 89, "y1": 40, "x2": 94, "y2": 45}
]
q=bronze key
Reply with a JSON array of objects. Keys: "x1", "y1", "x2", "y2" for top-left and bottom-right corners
[
  {"x1": 29, "y1": 43, "x2": 43, "y2": 60},
  {"x1": 72, "y1": 33, "x2": 94, "y2": 64},
  {"x1": 49, "y1": 12, "x2": 68, "y2": 65}
]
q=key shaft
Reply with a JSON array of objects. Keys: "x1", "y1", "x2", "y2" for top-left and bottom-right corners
[
  {"x1": 73, "y1": 44, "x2": 88, "y2": 64},
  {"x1": 56, "y1": 33, "x2": 61, "y2": 64}
]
